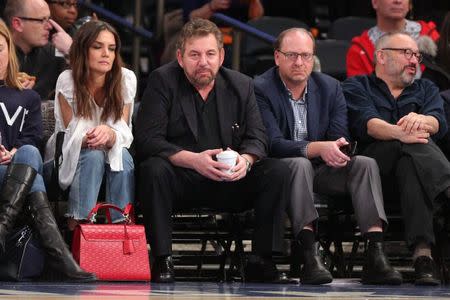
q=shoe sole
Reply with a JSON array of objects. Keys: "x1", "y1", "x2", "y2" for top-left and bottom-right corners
[
  {"x1": 60, "y1": 276, "x2": 97, "y2": 283},
  {"x1": 301, "y1": 275, "x2": 333, "y2": 285},
  {"x1": 415, "y1": 278, "x2": 440, "y2": 286},
  {"x1": 362, "y1": 276, "x2": 402, "y2": 285},
  {"x1": 151, "y1": 278, "x2": 175, "y2": 283}
]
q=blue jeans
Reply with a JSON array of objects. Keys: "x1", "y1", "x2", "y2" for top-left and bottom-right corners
[
  {"x1": 0, "y1": 145, "x2": 46, "y2": 194},
  {"x1": 67, "y1": 148, "x2": 134, "y2": 221}
]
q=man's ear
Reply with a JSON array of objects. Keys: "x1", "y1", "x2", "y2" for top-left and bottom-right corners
[
  {"x1": 371, "y1": 0, "x2": 378, "y2": 10},
  {"x1": 375, "y1": 50, "x2": 385, "y2": 65},
  {"x1": 11, "y1": 17, "x2": 24, "y2": 33},
  {"x1": 219, "y1": 47, "x2": 225, "y2": 66},
  {"x1": 176, "y1": 48, "x2": 183, "y2": 68},
  {"x1": 274, "y1": 50, "x2": 280, "y2": 66}
]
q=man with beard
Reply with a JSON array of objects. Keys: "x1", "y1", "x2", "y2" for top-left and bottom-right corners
[
  {"x1": 135, "y1": 18, "x2": 290, "y2": 283},
  {"x1": 343, "y1": 32, "x2": 450, "y2": 285},
  {"x1": 346, "y1": 0, "x2": 439, "y2": 77},
  {"x1": 254, "y1": 28, "x2": 401, "y2": 285}
]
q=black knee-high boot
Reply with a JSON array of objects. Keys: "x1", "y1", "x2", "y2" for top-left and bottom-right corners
[
  {"x1": 28, "y1": 191, "x2": 96, "y2": 282},
  {"x1": 0, "y1": 164, "x2": 37, "y2": 253}
]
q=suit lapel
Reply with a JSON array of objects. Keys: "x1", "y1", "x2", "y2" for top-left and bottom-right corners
[
  {"x1": 306, "y1": 78, "x2": 319, "y2": 141},
  {"x1": 179, "y1": 78, "x2": 198, "y2": 140},
  {"x1": 215, "y1": 74, "x2": 233, "y2": 148},
  {"x1": 274, "y1": 70, "x2": 295, "y2": 139}
]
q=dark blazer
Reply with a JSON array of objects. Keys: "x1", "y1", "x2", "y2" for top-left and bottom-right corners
[
  {"x1": 135, "y1": 61, "x2": 267, "y2": 161},
  {"x1": 254, "y1": 67, "x2": 349, "y2": 158}
]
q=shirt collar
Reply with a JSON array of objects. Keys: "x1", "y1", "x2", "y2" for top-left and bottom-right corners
[{"x1": 281, "y1": 80, "x2": 308, "y2": 103}]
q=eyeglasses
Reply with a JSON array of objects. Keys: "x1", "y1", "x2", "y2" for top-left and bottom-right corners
[
  {"x1": 47, "y1": 1, "x2": 78, "y2": 9},
  {"x1": 381, "y1": 48, "x2": 423, "y2": 63},
  {"x1": 16, "y1": 16, "x2": 51, "y2": 25},
  {"x1": 277, "y1": 50, "x2": 314, "y2": 62}
]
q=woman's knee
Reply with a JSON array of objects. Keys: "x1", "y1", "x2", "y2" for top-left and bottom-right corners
[
  {"x1": 16, "y1": 144, "x2": 40, "y2": 156},
  {"x1": 12, "y1": 145, "x2": 43, "y2": 171},
  {"x1": 121, "y1": 149, "x2": 135, "y2": 172},
  {"x1": 80, "y1": 149, "x2": 105, "y2": 162},
  {"x1": 79, "y1": 149, "x2": 105, "y2": 171}
]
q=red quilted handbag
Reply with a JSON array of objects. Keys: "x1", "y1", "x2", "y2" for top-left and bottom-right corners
[{"x1": 71, "y1": 203, "x2": 151, "y2": 281}]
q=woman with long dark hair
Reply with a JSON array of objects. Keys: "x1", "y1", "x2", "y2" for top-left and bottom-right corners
[
  {"x1": 0, "y1": 19, "x2": 95, "y2": 281},
  {"x1": 45, "y1": 20, "x2": 136, "y2": 230}
]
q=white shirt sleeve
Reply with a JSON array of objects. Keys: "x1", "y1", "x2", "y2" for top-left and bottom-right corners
[{"x1": 106, "y1": 68, "x2": 137, "y2": 170}]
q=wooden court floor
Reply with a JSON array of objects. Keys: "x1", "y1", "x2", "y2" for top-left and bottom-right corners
[{"x1": 0, "y1": 279, "x2": 450, "y2": 299}]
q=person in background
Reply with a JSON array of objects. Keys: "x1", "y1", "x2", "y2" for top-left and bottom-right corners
[
  {"x1": 45, "y1": 0, "x2": 78, "y2": 35},
  {"x1": 45, "y1": 0, "x2": 98, "y2": 37},
  {"x1": 346, "y1": 0, "x2": 439, "y2": 78},
  {"x1": 343, "y1": 32, "x2": 450, "y2": 286},
  {"x1": 0, "y1": 19, "x2": 95, "y2": 282},
  {"x1": 44, "y1": 20, "x2": 136, "y2": 232},
  {"x1": 167, "y1": 0, "x2": 264, "y2": 68},
  {"x1": 184, "y1": 0, "x2": 264, "y2": 22},
  {"x1": 422, "y1": 11, "x2": 450, "y2": 91},
  {"x1": 3, "y1": 0, "x2": 72, "y2": 99}
]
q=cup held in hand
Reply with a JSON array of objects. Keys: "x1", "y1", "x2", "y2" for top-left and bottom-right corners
[{"x1": 216, "y1": 150, "x2": 238, "y2": 174}]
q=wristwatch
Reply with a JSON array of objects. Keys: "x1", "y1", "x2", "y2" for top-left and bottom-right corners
[{"x1": 243, "y1": 156, "x2": 252, "y2": 173}]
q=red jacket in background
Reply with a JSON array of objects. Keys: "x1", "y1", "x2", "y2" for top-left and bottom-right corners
[{"x1": 346, "y1": 20, "x2": 440, "y2": 78}]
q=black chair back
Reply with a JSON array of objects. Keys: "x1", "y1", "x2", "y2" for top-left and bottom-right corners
[
  {"x1": 328, "y1": 16, "x2": 376, "y2": 41},
  {"x1": 240, "y1": 16, "x2": 309, "y2": 77},
  {"x1": 315, "y1": 39, "x2": 350, "y2": 81}
]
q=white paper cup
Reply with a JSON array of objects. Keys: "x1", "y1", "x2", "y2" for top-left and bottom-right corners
[{"x1": 216, "y1": 150, "x2": 238, "y2": 174}]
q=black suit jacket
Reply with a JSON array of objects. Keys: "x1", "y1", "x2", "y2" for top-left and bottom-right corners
[{"x1": 135, "y1": 61, "x2": 267, "y2": 161}]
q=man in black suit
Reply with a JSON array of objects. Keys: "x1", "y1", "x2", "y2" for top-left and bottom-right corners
[{"x1": 135, "y1": 18, "x2": 289, "y2": 283}]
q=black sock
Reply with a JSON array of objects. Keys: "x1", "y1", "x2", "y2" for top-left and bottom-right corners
[
  {"x1": 297, "y1": 229, "x2": 316, "y2": 249},
  {"x1": 365, "y1": 231, "x2": 383, "y2": 243}
]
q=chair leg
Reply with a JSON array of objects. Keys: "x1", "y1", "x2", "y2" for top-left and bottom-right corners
[
  {"x1": 347, "y1": 238, "x2": 360, "y2": 277},
  {"x1": 197, "y1": 239, "x2": 207, "y2": 277},
  {"x1": 234, "y1": 238, "x2": 246, "y2": 281},
  {"x1": 218, "y1": 238, "x2": 232, "y2": 282},
  {"x1": 333, "y1": 240, "x2": 346, "y2": 278}
]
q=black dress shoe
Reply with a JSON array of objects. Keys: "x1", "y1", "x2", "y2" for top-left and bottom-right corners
[
  {"x1": 362, "y1": 241, "x2": 402, "y2": 285},
  {"x1": 244, "y1": 255, "x2": 280, "y2": 283},
  {"x1": 300, "y1": 242, "x2": 333, "y2": 285},
  {"x1": 152, "y1": 255, "x2": 174, "y2": 283},
  {"x1": 414, "y1": 256, "x2": 440, "y2": 286}
]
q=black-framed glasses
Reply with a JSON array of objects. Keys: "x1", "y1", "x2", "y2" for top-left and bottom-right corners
[
  {"x1": 277, "y1": 50, "x2": 314, "y2": 62},
  {"x1": 47, "y1": 1, "x2": 78, "y2": 9},
  {"x1": 381, "y1": 47, "x2": 423, "y2": 63},
  {"x1": 16, "y1": 16, "x2": 51, "y2": 25}
]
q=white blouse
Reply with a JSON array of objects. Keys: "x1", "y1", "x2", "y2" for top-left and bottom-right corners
[{"x1": 44, "y1": 67, "x2": 137, "y2": 190}]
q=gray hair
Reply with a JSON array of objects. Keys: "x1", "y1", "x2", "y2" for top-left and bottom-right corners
[
  {"x1": 3, "y1": 0, "x2": 27, "y2": 27},
  {"x1": 373, "y1": 32, "x2": 412, "y2": 64}
]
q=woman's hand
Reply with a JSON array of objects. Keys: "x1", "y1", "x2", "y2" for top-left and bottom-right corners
[
  {"x1": 85, "y1": 125, "x2": 116, "y2": 149},
  {"x1": 0, "y1": 145, "x2": 15, "y2": 165}
]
